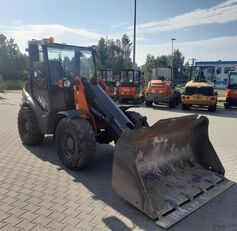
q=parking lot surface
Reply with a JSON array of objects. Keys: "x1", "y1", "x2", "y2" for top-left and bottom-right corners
[{"x1": 0, "y1": 91, "x2": 237, "y2": 231}]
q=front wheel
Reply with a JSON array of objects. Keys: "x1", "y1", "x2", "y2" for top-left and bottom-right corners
[
  {"x1": 182, "y1": 103, "x2": 190, "y2": 110},
  {"x1": 125, "y1": 111, "x2": 149, "y2": 128},
  {"x1": 208, "y1": 104, "x2": 217, "y2": 112},
  {"x1": 18, "y1": 105, "x2": 44, "y2": 145},
  {"x1": 55, "y1": 118, "x2": 96, "y2": 170},
  {"x1": 145, "y1": 101, "x2": 152, "y2": 107},
  {"x1": 224, "y1": 102, "x2": 230, "y2": 109},
  {"x1": 169, "y1": 99, "x2": 176, "y2": 108},
  {"x1": 119, "y1": 98, "x2": 126, "y2": 104}
]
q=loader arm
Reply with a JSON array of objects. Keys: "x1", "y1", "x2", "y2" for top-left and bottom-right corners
[{"x1": 73, "y1": 77, "x2": 135, "y2": 141}]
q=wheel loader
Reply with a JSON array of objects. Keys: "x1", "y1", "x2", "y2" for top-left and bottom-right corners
[
  {"x1": 117, "y1": 69, "x2": 144, "y2": 104},
  {"x1": 18, "y1": 38, "x2": 237, "y2": 230},
  {"x1": 224, "y1": 71, "x2": 237, "y2": 109},
  {"x1": 96, "y1": 68, "x2": 117, "y2": 100},
  {"x1": 182, "y1": 65, "x2": 217, "y2": 111},
  {"x1": 145, "y1": 66, "x2": 181, "y2": 108}
]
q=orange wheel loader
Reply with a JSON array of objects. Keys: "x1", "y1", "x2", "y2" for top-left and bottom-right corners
[
  {"x1": 145, "y1": 66, "x2": 181, "y2": 108},
  {"x1": 18, "y1": 38, "x2": 237, "y2": 230},
  {"x1": 96, "y1": 68, "x2": 117, "y2": 100},
  {"x1": 224, "y1": 71, "x2": 237, "y2": 109},
  {"x1": 117, "y1": 69, "x2": 144, "y2": 104}
]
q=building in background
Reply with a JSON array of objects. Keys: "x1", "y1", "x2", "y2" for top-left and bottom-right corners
[{"x1": 195, "y1": 61, "x2": 237, "y2": 89}]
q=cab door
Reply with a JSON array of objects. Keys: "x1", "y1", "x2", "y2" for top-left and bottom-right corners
[{"x1": 31, "y1": 45, "x2": 50, "y2": 112}]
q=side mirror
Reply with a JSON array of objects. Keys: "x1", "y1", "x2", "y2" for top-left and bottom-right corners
[{"x1": 28, "y1": 43, "x2": 39, "y2": 62}]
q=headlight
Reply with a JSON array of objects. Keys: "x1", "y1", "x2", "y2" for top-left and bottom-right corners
[{"x1": 63, "y1": 79, "x2": 71, "y2": 88}]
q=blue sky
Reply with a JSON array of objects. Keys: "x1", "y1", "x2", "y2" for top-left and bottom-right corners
[{"x1": 1, "y1": 0, "x2": 237, "y2": 65}]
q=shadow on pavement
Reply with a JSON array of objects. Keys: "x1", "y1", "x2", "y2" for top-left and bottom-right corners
[
  {"x1": 25, "y1": 137, "x2": 158, "y2": 231},
  {"x1": 24, "y1": 134, "x2": 237, "y2": 231},
  {"x1": 139, "y1": 104, "x2": 237, "y2": 119},
  {"x1": 102, "y1": 216, "x2": 132, "y2": 231}
]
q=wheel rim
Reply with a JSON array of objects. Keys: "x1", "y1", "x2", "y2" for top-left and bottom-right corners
[
  {"x1": 61, "y1": 132, "x2": 75, "y2": 159},
  {"x1": 21, "y1": 118, "x2": 29, "y2": 138}
]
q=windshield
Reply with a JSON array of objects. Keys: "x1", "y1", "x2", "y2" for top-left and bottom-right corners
[
  {"x1": 121, "y1": 71, "x2": 131, "y2": 83},
  {"x1": 96, "y1": 69, "x2": 113, "y2": 81},
  {"x1": 134, "y1": 71, "x2": 140, "y2": 84},
  {"x1": 191, "y1": 66, "x2": 215, "y2": 82},
  {"x1": 80, "y1": 50, "x2": 95, "y2": 79},
  {"x1": 152, "y1": 67, "x2": 171, "y2": 81},
  {"x1": 229, "y1": 73, "x2": 237, "y2": 85},
  {"x1": 121, "y1": 70, "x2": 134, "y2": 83},
  {"x1": 47, "y1": 46, "x2": 95, "y2": 84},
  {"x1": 107, "y1": 70, "x2": 113, "y2": 81}
]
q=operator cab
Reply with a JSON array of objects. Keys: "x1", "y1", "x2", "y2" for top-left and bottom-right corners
[
  {"x1": 96, "y1": 69, "x2": 113, "y2": 82},
  {"x1": 152, "y1": 67, "x2": 172, "y2": 81},
  {"x1": 120, "y1": 69, "x2": 143, "y2": 87},
  {"x1": 228, "y1": 71, "x2": 237, "y2": 88},
  {"x1": 190, "y1": 66, "x2": 215, "y2": 83},
  {"x1": 27, "y1": 38, "x2": 95, "y2": 112}
]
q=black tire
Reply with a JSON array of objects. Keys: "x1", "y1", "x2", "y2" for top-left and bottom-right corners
[
  {"x1": 119, "y1": 98, "x2": 126, "y2": 104},
  {"x1": 18, "y1": 105, "x2": 44, "y2": 145},
  {"x1": 145, "y1": 101, "x2": 152, "y2": 107},
  {"x1": 224, "y1": 103, "x2": 230, "y2": 109},
  {"x1": 175, "y1": 95, "x2": 181, "y2": 105},
  {"x1": 125, "y1": 111, "x2": 149, "y2": 128},
  {"x1": 169, "y1": 99, "x2": 176, "y2": 108},
  {"x1": 55, "y1": 118, "x2": 96, "y2": 170},
  {"x1": 182, "y1": 103, "x2": 189, "y2": 110},
  {"x1": 208, "y1": 104, "x2": 217, "y2": 112}
]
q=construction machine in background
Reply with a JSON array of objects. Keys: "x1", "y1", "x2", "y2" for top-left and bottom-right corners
[
  {"x1": 182, "y1": 65, "x2": 217, "y2": 111},
  {"x1": 117, "y1": 69, "x2": 145, "y2": 104},
  {"x1": 224, "y1": 71, "x2": 237, "y2": 109},
  {"x1": 145, "y1": 66, "x2": 181, "y2": 108},
  {"x1": 96, "y1": 68, "x2": 117, "y2": 100},
  {"x1": 18, "y1": 38, "x2": 237, "y2": 230}
]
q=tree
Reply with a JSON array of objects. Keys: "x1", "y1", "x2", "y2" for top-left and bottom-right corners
[
  {"x1": 0, "y1": 34, "x2": 27, "y2": 82},
  {"x1": 141, "y1": 54, "x2": 156, "y2": 83},
  {"x1": 142, "y1": 49, "x2": 189, "y2": 84},
  {"x1": 95, "y1": 34, "x2": 133, "y2": 75}
]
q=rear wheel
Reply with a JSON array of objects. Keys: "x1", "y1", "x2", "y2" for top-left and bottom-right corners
[
  {"x1": 175, "y1": 95, "x2": 181, "y2": 105},
  {"x1": 55, "y1": 118, "x2": 96, "y2": 170},
  {"x1": 18, "y1": 105, "x2": 44, "y2": 145},
  {"x1": 208, "y1": 104, "x2": 217, "y2": 112},
  {"x1": 169, "y1": 99, "x2": 176, "y2": 108},
  {"x1": 182, "y1": 103, "x2": 189, "y2": 110},
  {"x1": 125, "y1": 111, "x2": 149, "y2": 128},
  {"x1": 145, "y1": 101, "x2": 152, "y2": 107},
  {"x1": 119, "y1": 98, "x2": 126, "y2": 104},
  {"x1": 224, "y1": 102, "x2": 230, "y2": 109}
]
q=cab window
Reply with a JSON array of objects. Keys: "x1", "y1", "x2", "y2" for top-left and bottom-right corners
[{"x1": 32, "y1": 45, "x2": 47, "y2": 89}]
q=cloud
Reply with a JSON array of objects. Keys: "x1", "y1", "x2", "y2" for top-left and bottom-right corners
[
  {"x1": 2, "y1": 23, "x2": 103, "y2": 52},
  {"x1": 110, "y1": 22, "x2": 128, "y2": 29},
  {"x1": 136, "y1": 35, "x2": 237, "y2": 65},
  {"x1": 129, "y1": 0, "x2": 237, "y2": 34}
]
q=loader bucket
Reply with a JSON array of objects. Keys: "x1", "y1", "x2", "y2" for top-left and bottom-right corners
[{"x1": 112, "y1": 115, "x2": 234, "y2": 229}]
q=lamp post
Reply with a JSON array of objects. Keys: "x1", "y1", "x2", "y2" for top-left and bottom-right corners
[
  {"x1": 133, "y1": 0, "x2": 136, "y2": 69},
  {"x1": 171, "y1": 38, "x2": 176, "y2": 81}
]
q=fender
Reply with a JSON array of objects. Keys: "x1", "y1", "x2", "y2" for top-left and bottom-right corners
[
  {"x1": 119, "y1": 105, "x2": 139, "y2": 112},
  {"x1": 21, "y1": 88, "x2": 52, "y2": 134},
  {"x1": 57, "y1": 109, "x2": 89, "y2": 120},
  {"x1": 22, "y1": 89, "x2": 89, "y2": 134}
]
